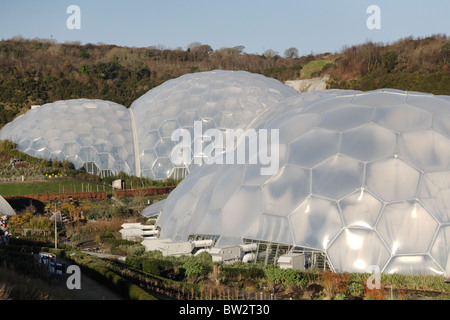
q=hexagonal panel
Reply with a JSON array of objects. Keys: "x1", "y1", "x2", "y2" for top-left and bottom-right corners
[
  {"x1": 365, "y1": 158, "x2": 421, "y2": 201},
  {"x1": 112, "y1": 161, "x2": 130, "y2": 174},
  {"x1": 341, "y1": 124, "x2": 397, "y2": 162},
  {"x1": 155, "y1": 138, "x2": 175, "y2": 158},
  {"x1": 140, "y1": 130, "x2": 160, "y2": 153},
  {"x1": 47, "y1": 139, "x2": 64, "y2": 152},
  {"x1": 373, "y1": 104, "x2": 433, "y2": 132},
  {"x1": 30, "y1": 138, "x2": 46, "y2": 151},
  {"x1": 112, "y1": 146, "x2": 129, "y2": 162},
  {"x1": 289, "y1": 196, "x2": 342, "y2": 250},
  {"x1": 159, "y1": 120, "x2": 179, "y2": 138},
  {"x1": 222, "y1": 185, "x2": 262, "y2": 239},
  {"x1": 302, "y1": 95, "x2": 356, "y2": 115},
  {"x1": 93, "y1": 140, "x2": 109, "y2": 153},
  {"x1": 109, "y1": 133, "x2": 126, "y2": 147},
  {"x1": 351, "y1": 90, "x2": 407, "y2": 107},
  {"x1": 383, "y1": 255, "x2": 444, "y2": 275},
  {"x1": 140, "y1": 149, "x2": 157, "y2": 171},
  {"x1": 77, "y1": 133, "x2": 94, "y2": 147},
  {"x1": 95, "y1": 153, "x2": 115, "y2": 170},
  {"x1": 189, "y1": 163, "x2": 222, "y2": 197},
  {"x1": 312, "y1": 154, "x2": 364, "y2": 200},
  {"x1": 170, "y1": 192, "x2": 198, "y2": 221},
  {"x1": 152, "y1": 157, "x2": 174, "y2": 178},
  {"x1": 407, "y1": 94, "x2": 450, "y2": 114},
  {"x1": 91, "y1": 127, "x2": 109, "y2": 140},
  {"x1": 196, "y1": 209, "x2": 222, "y2": 236},
  {"x1": 190, "y1": 191, "x2": 212, "y2": 228},
  {"x1": 272, "y1": 113, "x2": 319, "y2": 144},
  {"x1": 214, "y1": 112, "x2": 235, "y2": 130},
  {"x1": 340, "y1": 188, "x2": 383, "y2": 228},
  {"x1": 78, "y1": 146, "x2": 96, "y2": 162},
  {"x1": 398, "y1": 130, "x2": 450, "y2": 171},
  {"x1": 262, "y1": 165, "x2": 310, "y2": 216},
  {"x1": 430, "y1": 225, "x2": 450, "y2": 272},
  {"x1": 244, "y1": 213, "x2": 294, "y2": 245},
  {"x1": 34, "y1": 148, "x2": 51, "y2": 159},
  {"x1": 209, "y1": 165, "x2": 245, "y2": 210},
  {"x1": 377, "y1": 201, "x2": 439, "y2": 254},
  {"x1": 327, "y1": 228, "x2": 390, "y2": 273},
  {"x1": 318, "y1": 105, "x2": 374, "y2": 131},
  {"x1": 178, "y1": 110, "x2": 199, "y2": 127},
  {"x1": 43, "y1": 128, "x2": 62, "y2": 141},
  {"x1": 432, "y1": 113, "x2": 450, "y2": 140},
  {"x1": 419, "y1": 171, "x2": 450, "y2": 223},
  {"x1": 288, "y1": 128, "x2": 341, "y2": 168},
  {"x1": 242, "y1": 162, "x2": 273, "y2": 186},
  {"x1": 75, "y1": 121, "x2": 93, "y2": 133}
]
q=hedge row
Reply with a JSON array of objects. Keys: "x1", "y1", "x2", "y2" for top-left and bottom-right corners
[{"x1": 72, "y1": 258, "x2": 157, "y2": 300}]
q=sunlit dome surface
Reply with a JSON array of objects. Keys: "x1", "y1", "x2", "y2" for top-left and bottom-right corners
[
  {"x1": 0, "y1": 99, "x2": 136, "y2": 176},
  {"x1": 0, "y1": 195, "x2": 15, "y2": 216},
  {"x1": 130, "y1": 70, "x2": 298, "y2": 179},
  {"x1": 155, "y1": 89, "x2": 450, "y2": 275}
]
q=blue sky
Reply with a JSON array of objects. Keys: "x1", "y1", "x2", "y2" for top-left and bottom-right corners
[{"x1": 0, "y1": 0, "x2": 449, "y2": 55}]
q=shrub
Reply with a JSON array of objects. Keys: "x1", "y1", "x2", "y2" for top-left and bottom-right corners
[
  {"x1": 347, "y1": 280, "x2": 364, "y2": 297},
  {"x1": 263, "y1": 266, "x2": 308, "y2": 285},
  {"x1": 125, "y1": 257, "x2": 142, "y2": 270},
  {"x1": 179, "y1": 261, "x2": 205, "y2": 280},
  {"x1": 322, "y1": 271, "x2": 351, "y2": 296},
  {"x1": 142, "y1": 259, "x2": 160, "y2": 275},
  {"x1": 129, "y1": 244, "x2": 145, "y2": 257}
]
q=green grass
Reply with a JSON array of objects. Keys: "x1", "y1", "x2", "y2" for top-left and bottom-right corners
[
  {"x1": 0, "y1": 179, "x2": 105, "y2": 196},
  {"x1": 301, "y1": 59, "x2": 335, "y2": 79}
]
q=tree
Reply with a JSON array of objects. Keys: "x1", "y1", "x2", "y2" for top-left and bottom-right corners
[
  {"x1": 263, "y1": 49, "x2": 279, "y2": 58},
  {"x1": 284, "y1": 47, "x2": 299, "y2": 59},
  {"x1": 187, "y1": 41, "x2": 202, "y2": 52}
]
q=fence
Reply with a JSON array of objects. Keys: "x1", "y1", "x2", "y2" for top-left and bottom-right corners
[{"x1": 3, "y1": 186, "x2": 176, "y2": 202}]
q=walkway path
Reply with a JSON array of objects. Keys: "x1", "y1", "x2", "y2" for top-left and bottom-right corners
[{"x1": 34, "y1": 253, "x2": 124, "y2": 300}]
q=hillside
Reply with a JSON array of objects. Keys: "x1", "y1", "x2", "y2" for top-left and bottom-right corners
[{"x1": 0, "y1": 34, "x2": 449, "y2": 128}]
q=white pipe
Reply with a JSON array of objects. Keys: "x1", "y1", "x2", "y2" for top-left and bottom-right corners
[
  {"x1": 242, "y1": 253, "x2": 255, "y2": 263},
  {"x1": 192, "y1": 240, "x2": 214, "y2": 248},
  {"x1": 241, "y1": 243, "x2": 257, "y2": 252},
  {"x1": 141, "y1": 230, "x2": 159, "y2": 235}
]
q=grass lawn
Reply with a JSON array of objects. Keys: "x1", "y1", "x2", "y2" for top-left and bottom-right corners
[{"x1": 0, "y1": 179, "x2": 106, "y2": 196}]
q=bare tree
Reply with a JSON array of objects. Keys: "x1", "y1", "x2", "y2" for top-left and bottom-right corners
[
  {"x1": 263, "y1": 49, "x2": 279, "y2": 58},
  {"x1": 284, "y1": 47, "x2": 299, "y2": 59},
  {"x1": 187, "y1": 41, "x2": 202, "y2": 51}
]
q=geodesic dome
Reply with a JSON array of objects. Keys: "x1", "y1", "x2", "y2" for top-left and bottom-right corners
[
  {"x1": 129, "y1": 70, "x2": 297, "y2": 179},
  {"x1": 155, "y1": 89, "x2": 450, "y2": 275},
  {"x1": 0, "y1": 71, "x2": 297, "y2": 180},
  {"x1": 0, "y1": 196, "x2": 15, "y2": 216},
  {"x1": 0, "y1": 99, "x2": 136, "y2": 176}
]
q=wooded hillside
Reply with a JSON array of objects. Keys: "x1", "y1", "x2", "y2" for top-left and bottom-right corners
[{"x1": 0, "y1": 34, "x2": 448, "y2": 127}]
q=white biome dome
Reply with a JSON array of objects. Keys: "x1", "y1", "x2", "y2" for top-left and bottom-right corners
[
  {"x1": 153, "y1": 89, "x2": 450, "y2": 275},
  {"x1": 0, "y1": 99, "x2": 136, "y2": 177},
  {"x1": 129, "y1": 70, "x2": 298, "y2": 180},
  {"x1": 0, "y1": 71, "x2": 297, "y2": 180}
]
